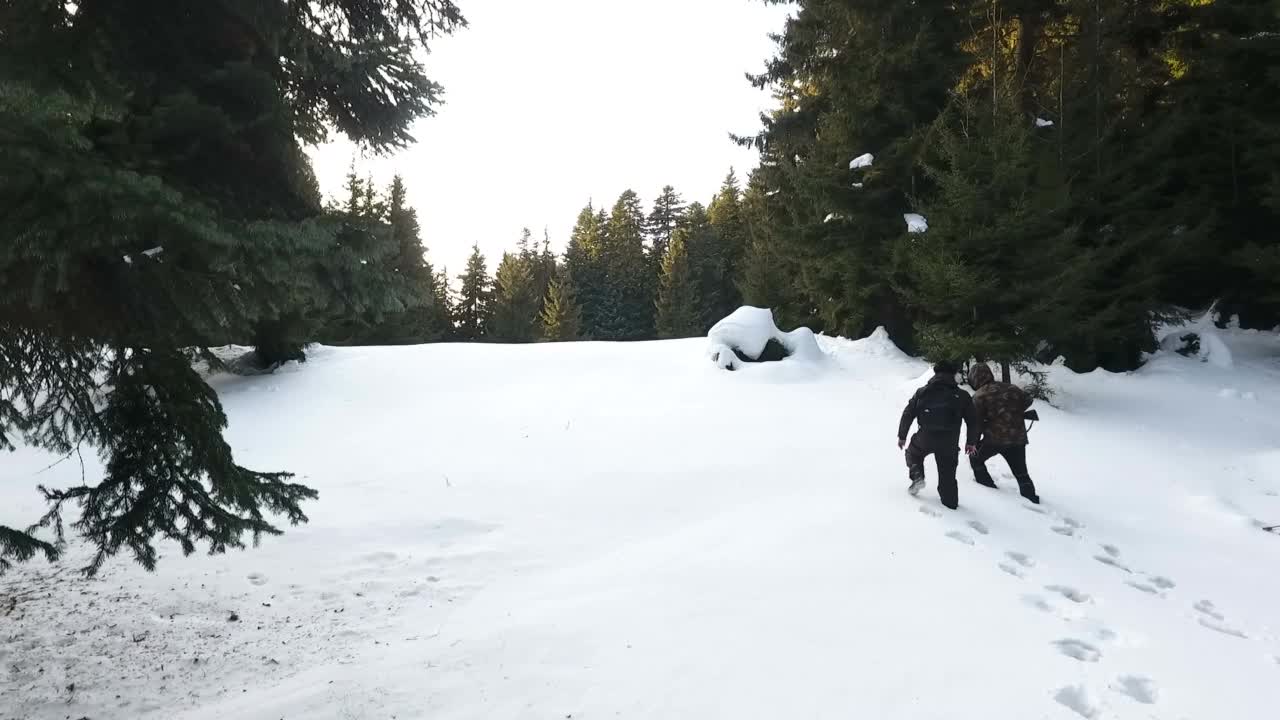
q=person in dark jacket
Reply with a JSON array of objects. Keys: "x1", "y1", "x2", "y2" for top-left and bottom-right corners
[
  {"x1": 967, "y1": 363, "x2": 1040, "y2": 504},
  {"x1": 897, "y1": 361, "x2": 980, "y2": 510}
]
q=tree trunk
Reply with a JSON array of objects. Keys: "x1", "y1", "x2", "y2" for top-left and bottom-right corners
[{"x1": 1001, "y1": 361, "x2": 1012, "y2": 384}]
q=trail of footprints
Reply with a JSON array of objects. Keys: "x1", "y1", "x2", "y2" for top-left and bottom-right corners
[{"x1": 916, "y1": 488, "x2": 1268, "y2": 718}]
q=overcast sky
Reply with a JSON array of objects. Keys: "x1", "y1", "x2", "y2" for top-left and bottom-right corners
[{"x1": 307, "y1": 0, "x2": 790, "y2": 276}]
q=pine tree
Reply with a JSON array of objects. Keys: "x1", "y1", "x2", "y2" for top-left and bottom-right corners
[
  {"x1": 901, "y1": 71, "x2": 1085, "y2": 372},
  {"x1": 431, "y1": 266, "x2": 455, "y2": 340},
  {"x1": 655, "y1": 227, "x2": 701, "y2": 339},
  {"x1": 534, "y1": 230, "x2": 559, "y2": 315},
  {"x1": 455, "y1": 245, "x2": 492, "y2": 341},
  {"x1": 682, "y1": 202, "x2": 727, "y2": 331},
  {"x1": 598, "y1": 190, "x2": 655, "y2": 340},
  {"x1": 646, "y1": 185, "x2": 686, "y2": 274},
  {"x1": 703, "y1": 169, "x2": 749, "y2": 328},
  {"x1": 737, "y1": 0, "x2": 968, "y2": 346},
  {"x1": 541, "y1": 271, "x2": 583, "y2": 342},
  {"x1": 738, "y1": 173, "x2": 798, "y2": 325},
  {"x1": 491, "y1": 251, "x2": 540, "y2": 342},
  {"x1": 0, "y1": 1, "x2": 464, "y2": 573},
  {"x1": 564, "y1": 204, "x2": 607, "y2": 339}
]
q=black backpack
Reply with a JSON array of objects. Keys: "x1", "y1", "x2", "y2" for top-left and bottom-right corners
[{"x1": 917, "y1": 384, "x2": 961, "y2": 432}]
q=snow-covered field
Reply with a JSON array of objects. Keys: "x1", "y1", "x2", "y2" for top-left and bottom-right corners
[{"x1": 3, "y1": 322, "x2": 1279, "y2": 720}]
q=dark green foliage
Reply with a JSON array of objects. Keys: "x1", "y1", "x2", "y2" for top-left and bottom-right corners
[
  {"x1": 455, "y1": 245, "x2": 493, "y2": 341},
  {"x1": 491, "y1": 250, "x2": 540, "y2": 342},
  {"x1": 597, "y1": 191, "x2": 655, "y2": 340},
  {"x1": 655, "y1": 227, "x2": 701, "y2": 339},
  {"x1": 0, "y1": 0, "x2": 463, "y2": 573},
  {"x1": 646, "y1": 185, "x2": 686, "y2": 275},
  {"x1": 738, "y1": 0, "x2": 1278, "y2": 370},
  {"x1": 702, "y1": 170, "x2": 749, "y2": 329},
  {"x1": 564, "y1": 205, "x2": 608, "y2": 339},
  {"x1": 680, "y1": 203, "x2": 726, "y2": 331},
  {"x1": 900, "y1": 71, "x2": 1087, "y2": 368},
  {"x1": 541, "y1": 271, "x2": 583, "y2": 342},
  {"x1": 738, "y1": 174, "x2": 802, "y2": 327}
]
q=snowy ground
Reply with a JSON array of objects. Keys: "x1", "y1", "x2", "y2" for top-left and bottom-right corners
[{"x1": 3, "y1": 324, "x2": 1279, "y2": 720}]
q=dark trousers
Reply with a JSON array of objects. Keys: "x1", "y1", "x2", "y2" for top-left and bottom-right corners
[
  {"x1": 904, "y1": 433, "x2": 959, "y2": 509},
  {"x1": 971, "y1": 443, "x2": 1039, "y2": 501}
]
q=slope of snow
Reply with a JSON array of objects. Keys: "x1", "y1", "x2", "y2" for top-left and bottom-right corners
[{"x1": 3, "y1": 325, "x2": 1280, "y2": 720}]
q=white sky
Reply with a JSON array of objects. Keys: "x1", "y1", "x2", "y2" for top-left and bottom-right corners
[{"x1": 307, "y1": 0, "x2": 790, "y2": 276}]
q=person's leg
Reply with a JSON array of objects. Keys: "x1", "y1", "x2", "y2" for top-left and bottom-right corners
[
  {"x1": 935, "y1": 447, "x2": 960, "y2": 509},
  {"x1": 904, "y1": 435, "x2": 928, "y2": 494},
  {"x1": 1001, "y1": 445, "x2": 1040, "y2": 503},
  {"x1": 970, "y1": 443, "x2": 1000, "y2": 488}
]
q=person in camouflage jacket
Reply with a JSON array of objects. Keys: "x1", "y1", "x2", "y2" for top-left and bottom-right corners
[{"x1": 967, "y1": 363, "x2": 1040, "y2": 504}]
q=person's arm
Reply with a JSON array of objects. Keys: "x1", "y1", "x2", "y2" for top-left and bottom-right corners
[
  {"x1": 963, "y1": 394, "x2": 981, "y2": 450},
  {"x1": 898, "y1": 392, "x2": 918, "y2": 447}
]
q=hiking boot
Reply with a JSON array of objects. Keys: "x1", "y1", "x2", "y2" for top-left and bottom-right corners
[
  {"x1": 908, "y1": 477, "x2": 925, "y2": 496},
  {"x1": 974, "y1": 478, "x2": 998, "y2": 489}
]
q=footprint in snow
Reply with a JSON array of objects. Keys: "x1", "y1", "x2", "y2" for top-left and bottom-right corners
[
  {"x1": 1100, "y1": 544, "x2": 1120, "y2": 558},
  {"x1": 1111, "y1": 675, "x2": 1158, "y2": 705},
  {"x1": 1193, "y1": 599, "x2": 1225, "y2": 621},
  {"x1": 1022, "y1": 503, "x2": 1049, "y2": 515},
  {"x1": 1126, "y1": 580, "x2": 1160, "y2": 595},
  {"x1": 998, "y1": 562, "x2": 1025, "y2": 578},
  {"x1": 1093, "y1": 555, "x2": 1134, "y2": 573},
  {"x1": 1149, "y1": 575, "x2": 1176, "y2": 590},
  {"x1": 945, "y1": 530, "x2": 975, "y2": 546},
  {"x1": 966, "y1": 520, "x2": 989, "y2": 535},
  {"x1": 247, "y1": 573, "x2": 268, "y2": 586},
  {"x1": 1054, "y1": 684, "x2": 1101, "y2": 719},
  {"x1": 1051, "y1": 525, "x2": 1077, "y2": 537},
  {"x1": 918, "y1": 505, "x2": 943, "y2": 519},
  {"x1": 1053, "y1": 638, "x2": 1102, "y2": 663},
  {"x1": 1005, "y1": 551, "x2": 1036, "y2": 568},
  {"x1": 1061, "y1": 517, "x2": 1084, "y2": 529},
  {"x1": 1046, "y1": 584, "x2": 1092, "y2": 604},
  {"x1": 1198, "y1": 617, "x2": 1248, "y2": 639},
  {"x1": 1022, "y1": 594, "x2": 1054, "y2": 613}
]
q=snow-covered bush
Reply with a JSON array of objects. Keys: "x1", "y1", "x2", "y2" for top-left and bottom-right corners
[{"x1": 707, "y1": 307, "x2": 824, "y2": 370}]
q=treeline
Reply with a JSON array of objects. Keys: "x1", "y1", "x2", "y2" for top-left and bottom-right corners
[
  {"x1": 734, "y1": 0, "x2": 1280, "y2": 373},
  {"x1": 375, "y1": 175, "x2": 756, "y2": 344}
]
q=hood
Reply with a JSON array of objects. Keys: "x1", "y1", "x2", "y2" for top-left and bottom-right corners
[{"x1": 968, "y1": 363, "x2": 995, "y2": 389}]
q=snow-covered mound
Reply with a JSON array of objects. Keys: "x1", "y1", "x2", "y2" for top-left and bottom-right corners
[
  {"x1": 3, "y1": 324, "x2": 1280, "y2": 720},
  {"x1": 1156, "y1": 310, "x2": 1236, "y2": 369},
  {"x1": 706, "y1": 306, "x2": 824, "y2": 370}
]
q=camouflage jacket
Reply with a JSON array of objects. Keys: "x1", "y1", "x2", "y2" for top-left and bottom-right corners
[{"x1": 972, "y1": 381, "x2": 1033, "y2": 446}]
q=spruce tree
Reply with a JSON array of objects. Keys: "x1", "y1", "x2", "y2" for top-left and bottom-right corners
[
  {"x1": 599, "y1": 190, "x2": 655, "y2": 340},
  {"x1": 564, "y1": 205, "x2": 607, "y2": 339},
  {"x1": 541, "y1": 271, "x2": 583, "y2": 342},
  {"x1": 491, "y1": 251, "x2": 540, "y2": 342},
  {"x1": 646, "y1": 185, "x2": 686, "y2": 274},
  {"x1": 681, "y1": 203, "x2": 726, "y2": 331},
  {"x1": 0, "y1": 0, "x2": 464, "y2": 573},
  {"x1": 738, "y1": 173, "x2": 798, "y2": 325},
  {"x1": 704, "y1": 169, "x2": 749, "y2": 328},
  {"x1": 431, "y1": 266, "x2": 456, "y2": 340},
  {"x1": 655, "y1": 227, "x2": 701, "y2": 339},
  {"x1": 455, "y1": 245, "x2": 492, "y2": 341}
]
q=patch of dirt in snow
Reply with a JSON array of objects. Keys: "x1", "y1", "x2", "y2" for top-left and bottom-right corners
[{"x1": 0, "y1": 535, "x2": 491, "y2": 720}]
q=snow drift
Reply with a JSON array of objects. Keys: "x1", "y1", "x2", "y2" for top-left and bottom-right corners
[{"x1": 706, "y1": 307, "x2": 824, "y2": 371}]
